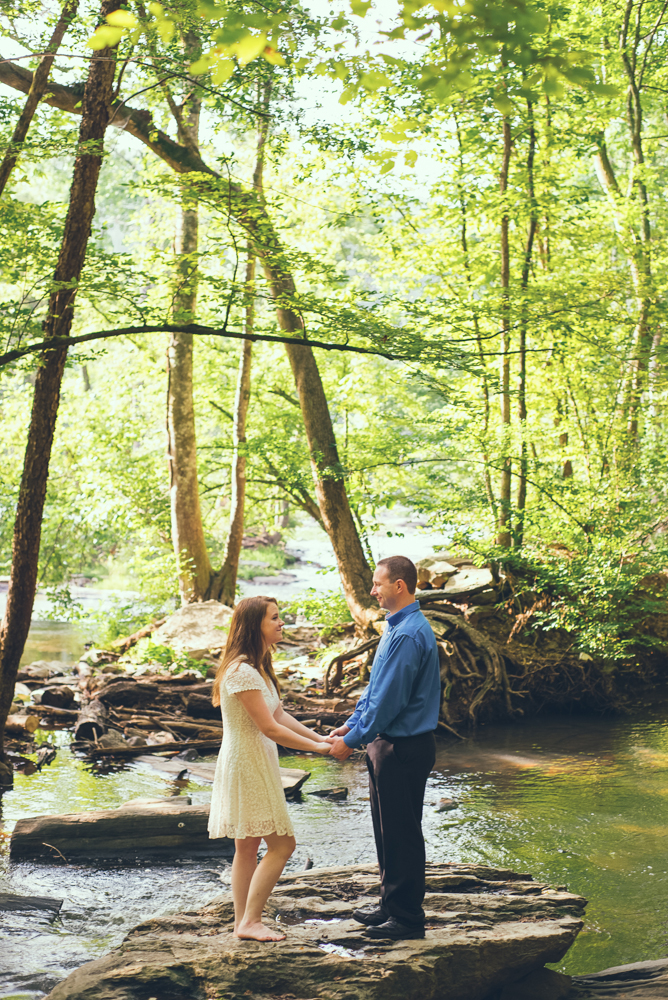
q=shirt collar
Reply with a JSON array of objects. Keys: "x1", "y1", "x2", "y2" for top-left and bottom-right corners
[{"x1": 386, "y1": 600, "x2": 420, "y2": 627}]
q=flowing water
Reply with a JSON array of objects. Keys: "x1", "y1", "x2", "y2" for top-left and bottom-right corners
[{"x1": 3, "y1": 704, "x2": 668, "y2": 998}]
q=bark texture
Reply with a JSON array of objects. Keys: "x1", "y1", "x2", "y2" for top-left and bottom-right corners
[
  {"x1": 0, "y1": 0, "x2": 78, "y2": 197},
  {"x1": 514, "y1": 101, "x2": 537, "y2": 549},
  {"x1": 0, "y1": 4, "x2": 118, "y2": 780},
  {"x1": 155, "y1": 29, "x2": 211, "y2": 602},
  {"x1": 167, "y1": 202, "x2": 212, "y2": 601},
  {"x1": 496, "y1": 116, "x2": 513, "y2": 548}
]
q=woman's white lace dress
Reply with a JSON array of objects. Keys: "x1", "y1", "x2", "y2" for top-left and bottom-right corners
[{"x1": 208, "y1": 660, "x2": 294, "y2": 840}]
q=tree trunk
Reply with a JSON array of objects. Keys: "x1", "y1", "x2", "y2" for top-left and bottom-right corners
[
  {"x1": 454, "y1": 111, "x2": 496, "y2": 523},
  {"x1": 281, "y1": 338, "x2": 376, "y2": 625},
  {"x1": 514, "y1": 101, "x2": 538, "y2": 549},
  {"x1": 496, "y1": 116, "x2": 513, "y2": 548},
  {"x1": 207, "y1": 259, "x2": 254, "y2": 606},
  {"x1": 0, "y1": 0, "x2": 78, "y2": 197},
  {"x1": 166, "y1": 38, "x2": 211, "y2": 603},
  {"x1": 208, "y1": 79, "x2": 271, "y2": 607},
  {"x1": 0, "y1": 2, "x2": 119, "y2": 783}
]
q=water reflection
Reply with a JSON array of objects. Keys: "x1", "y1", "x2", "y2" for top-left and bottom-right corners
[{"x1": 3, "y1": 709, "x2": 668, "y2": 996}]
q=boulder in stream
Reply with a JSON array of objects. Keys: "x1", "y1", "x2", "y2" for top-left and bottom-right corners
[
  {"x1": 150, "y1": 600, "x2": 233, "y2": 657},
  {"x1": 43, "y1": 862, "x2": 586, "y2": 1000}
]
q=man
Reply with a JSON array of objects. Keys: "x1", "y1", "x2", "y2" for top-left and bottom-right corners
[{"x1": 329, "y1": 555, "x2": 440, "y2": 941}]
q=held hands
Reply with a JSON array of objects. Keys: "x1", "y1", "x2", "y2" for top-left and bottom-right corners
[
  {"x1": 329, "y1": 725, "x2": 350, "y2": 738},
  {"x1": 329, "y1": 736, "x2": 354, "y2": 761}
]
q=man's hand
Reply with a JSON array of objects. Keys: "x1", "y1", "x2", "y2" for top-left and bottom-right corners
[
  {"x1": 329, "y1": 725, "x2": 351, "y2": 738},
  {"x1": 329, "y1": 736, "x2": 354, "y2": 760}
]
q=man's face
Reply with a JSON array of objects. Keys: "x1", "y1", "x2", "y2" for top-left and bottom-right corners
[{"x1": 371, "y1": 565, "x2": 400, "y2": 610}]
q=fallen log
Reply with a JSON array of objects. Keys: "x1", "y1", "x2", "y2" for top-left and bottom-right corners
[
  {"x1": 185, "y1": 692, "x2": 220, "y2": 719},
  {"x1": 0, "y1": 892, "x2": 63, "y2": 915},
  {"x1": 93, "y1": 679, "x2": 159, "y2": 707},
  {"x1": 6, "y1": 714, "x2": 39, "y2": 737},
  {"x1": 110, "y1": 617, "x2": 167, "y2": 654},
  {"x1": 134, "y1": 754, "x2": 311, "y2": 797},
  {"x1": 37, "y1": 705, "x2": 80, "y2": 721},
  {"x1": 74, "y1": 699, "x2": 108, "y2": 741},
  {"x1": 39, "y1": 685, "x2": 75, "y2": 709},
  {"x1": 10, "y1": 797, "x2": 234, "y2": 858},
  {"x1": 79, "y1": 738, "x2": 223, "y2": 758}
]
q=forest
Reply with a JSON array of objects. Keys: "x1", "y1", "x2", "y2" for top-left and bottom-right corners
[{"x1": 1, "y1": 0, "x2": 668, "y2": 781}]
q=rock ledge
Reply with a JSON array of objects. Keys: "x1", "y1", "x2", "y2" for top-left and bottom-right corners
[{"x1": 45, "y1": 862, "x2": 585, "y2": 1000}]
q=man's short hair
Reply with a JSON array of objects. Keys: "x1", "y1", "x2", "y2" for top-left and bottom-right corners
[{"x1": 376, "y1": 555, "x2": 418, "y2": 594}]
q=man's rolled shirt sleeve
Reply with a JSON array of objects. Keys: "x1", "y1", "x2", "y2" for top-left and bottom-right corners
[
  {"x1": 343, "y1": 635, "x2": 420, "y2": 749},
  {"x1": 345, "y1": 686, "x2": 369, "y2": 733}
]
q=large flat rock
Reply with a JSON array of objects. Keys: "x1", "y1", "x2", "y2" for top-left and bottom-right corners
[
  {"x1": 44, "y1": 863, "x2": 586, "y2": 1000},
  {"x1": 151, "y1": 600, "x2": 233, "y2": 656}
]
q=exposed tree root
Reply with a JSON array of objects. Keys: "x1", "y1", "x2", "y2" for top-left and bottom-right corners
[{"x1": 321, "y1": 590, "x2": 666, "y2": 729}]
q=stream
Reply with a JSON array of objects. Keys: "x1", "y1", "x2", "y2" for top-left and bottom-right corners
[
  {"x1": 2, "y1": 518, "x2": 668, "y2": 996},
  {"x1": 3, "y1": 700, "x2": 668, "y2": 997}
]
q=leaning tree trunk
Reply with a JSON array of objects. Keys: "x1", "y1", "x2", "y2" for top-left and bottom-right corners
[
  {"x1": 0, "y1": 1, "x2": 119, "y2": 784},
  {"x1": 0, "y1": 0, "x2": 78, "y2": 196}
]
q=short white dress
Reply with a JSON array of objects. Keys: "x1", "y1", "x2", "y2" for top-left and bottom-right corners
[{"x1": 208, "y1": 659, "x2": 294, "y2": 840}]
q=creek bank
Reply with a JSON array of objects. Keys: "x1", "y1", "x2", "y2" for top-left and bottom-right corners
[{"x1": 43, "y1": 862, "x2": 586, "y2": 1000}]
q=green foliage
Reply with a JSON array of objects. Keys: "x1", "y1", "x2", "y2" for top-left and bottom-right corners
[
  {"x1": 489, "y1": 544, "x2": 668, "y2": 662},
  {"x1": 43, "y1": 585, "x2": 86, "y2": 622},
  {"x1": 283, "y1": 587, "x2": 353, "y2": 632},
  {"x1": 127, "y1": 639, "x2": 210, "y2": 677}
]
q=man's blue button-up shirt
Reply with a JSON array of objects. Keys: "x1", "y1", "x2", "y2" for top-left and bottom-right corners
[{"x1": 343, "y1": 601, "x2": 440, "y2": 749}]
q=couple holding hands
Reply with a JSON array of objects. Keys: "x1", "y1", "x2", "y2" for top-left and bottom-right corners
[{"x1": 208, "y1": 555, "x2": 440, "y2": 944}]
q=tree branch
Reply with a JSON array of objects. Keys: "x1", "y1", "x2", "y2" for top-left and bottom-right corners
[{"x1": 0, "y1": 322, "x2": 400, "y2": 369}]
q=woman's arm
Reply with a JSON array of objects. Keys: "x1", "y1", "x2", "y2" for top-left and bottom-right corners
[
  {"x1": 235, "y1": 689, "x2": 331, "y2": 754},
  {"x1": 274, "y1": 704, "x2": 331, "y2": 742}
]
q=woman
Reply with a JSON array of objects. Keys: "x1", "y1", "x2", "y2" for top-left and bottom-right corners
[{"x1": 208, "y1": 595, "x2": 332, "y2": 942}]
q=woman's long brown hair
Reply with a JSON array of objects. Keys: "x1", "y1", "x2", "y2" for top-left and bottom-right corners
[{"x1": 212, "y1": 595, "x2": 281, "y2": 706}]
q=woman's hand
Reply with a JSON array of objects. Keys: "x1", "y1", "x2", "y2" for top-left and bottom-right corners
[
  {"x1": 329, "y1": 724, "x2": 351, "y2": 738},
  {"x1": 315, "y1": 742, "x2": 332, "y2": 755}
]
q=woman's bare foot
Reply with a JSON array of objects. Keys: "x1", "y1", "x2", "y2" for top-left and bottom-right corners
[{"x1": 234, "y1": 920, "x2": 285, "y2": 942}]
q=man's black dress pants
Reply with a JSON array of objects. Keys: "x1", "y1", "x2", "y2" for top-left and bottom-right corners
[{"x1": 366, "y1": 730, "x2": 436, "y2": 927}]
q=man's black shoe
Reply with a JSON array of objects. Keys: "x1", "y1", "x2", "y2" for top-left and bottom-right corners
[
  {"x1": 352, "y1": 906, "x2": 387, "y2": 926},
  {"x1": 363, "y1": 917, "x2": 425, "y2": 940}
]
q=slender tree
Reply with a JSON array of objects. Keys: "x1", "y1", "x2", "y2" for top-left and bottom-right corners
[
  {"x1": 207, "y1": 78, "x2": 272, "y2": 607},
  {"x1": 0, "y1": 0, "x2": 120, "y2": 784},
  {"x1": 0, "y1": 0, "x2": 78, "y2": 197}
]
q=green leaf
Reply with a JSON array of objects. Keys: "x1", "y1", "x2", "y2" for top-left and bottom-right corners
[
  {"x1": 106, "y1": 10, "x2": 137, "y2": 27},
  {"x1": 157, "y1": 18, "x2": 175, "y2": 43},
  {"x1": 234, "y1": 33, "x2": 267, "y2": 65},
  {"x1": 350, "y1": 0, "x2": 372, "y2": 16},
  {"x1": 262, "y1": 46, "x2": 286, "y2": 66},
  {"x1": 189, "y1": 55, "x2": 212, "y2": 74},
  {"x1": 339, "y1": 86, "x2": 357, "y2": 104},
  {"x1": 360, "y1": 71, "x2": 391, "y2": 91},
  {"x1": 87, "y1": 25, "x2": 124, "y2": 49},
  {"x1": 212, "y1": 57, "x2": 234, "y2": 83},
  {"x1": 493, "y1": 95, "x2": 513, "y2": 115},
  {"x1": 405, "y1": 149, "x2": 417, "y2": 167}
]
